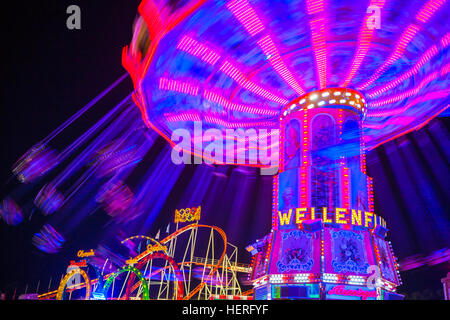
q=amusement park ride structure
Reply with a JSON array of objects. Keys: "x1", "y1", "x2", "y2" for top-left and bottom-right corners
[
  {"x1": 115, "y1": 0, "x2": 448, "y2": 300},
  {"x1": 38, "y1": 207, "x2": 253, "y2": 300},
  {"x1": 2, "y1": 0, "x2": 448, "y2": 302}
]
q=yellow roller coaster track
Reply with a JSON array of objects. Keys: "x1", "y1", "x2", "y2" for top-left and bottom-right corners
[
  {"x1": 38, "y1": 223, "x2": 228, "y2": 300},
  {"x1": 130, "y1": 223, "x2": 228, "y2": 300}
]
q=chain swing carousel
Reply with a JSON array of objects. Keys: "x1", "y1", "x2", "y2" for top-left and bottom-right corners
[{"x1": 3, "y1": 0, "x2": 449, "y2": 300}]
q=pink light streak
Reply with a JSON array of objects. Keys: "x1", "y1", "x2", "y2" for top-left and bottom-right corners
[
  {"x1": 369, "y1": 71, "x2": 439, "y2": 107},
  {"x1": 365, "y1": 103, "x2": 449, "y2": 150},
  {"x1": 257, "y1": 35, "x2": 305, "y2": 95},
  {"x1": 341, "y1": 0, "x2": 387, "y2": 87},
  {"x1": 306, "y1": 0, "x2": 325, "y2": 14},
  {"x1": 367, "y1": 177, "x2": 374, "y2": 212},
  {"x1": 358, "y1": 0, "x2": 446, "y2": 90},
  {"x1": 226, "y1": 0, "x2": 265, "y2": 37},
  {"x1": 204, "y1": 115, "x2": 234, "y2": 128},
  {"x1": 415, "y1": 0, "x2": 447, "y2": 23},
  {"x1": 204, "y1": 90, "x2": 279, "y2": 116},
  {"x1": 439, "y1": 62, "x2": 450, "y2": 76},
  {"x1": 358, "y1": 24, "x2": 421, "y2": 90},
  {"x1": 219, "y1": 60, "x2": 288, "y2": 104},
  {"x1": 400, "y1": 248, "x2": 450, "y2": 271},
  {"x1": 159, "y1": 75, "x2": 281, "y2": 116},
  {"x1": 176, "y1": 35, "x2": 221, "y2": 65},
  {"x1": 367, "y1": 89, "x2": 449, "y2": 117},
  {"x1": 164, "y1": 111, "x2": 201, "y2": 123},
  {"x1": 441, "y1": 32, "x2": 450, "y2": 47},
  {"x1": 309, "y1": 17, "x2": 327, "y2": 89},
  {"x1": 364, "y1": 116, "x2": 417, "y2": 129},
  {"x1": 138, "y1": 0, "x2": 164, "y2": 40},
  {"x1": 366, "y1": 45, "x2": 440, "y2": 98},
  {"x1": 159, "y1": 77, "x2": 200, "y2": 95},
  {"x1": 164, "y1": 111, "x2": 278, "y2": 131}
]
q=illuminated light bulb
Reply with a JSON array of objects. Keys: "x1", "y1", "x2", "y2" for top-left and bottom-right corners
[
  {"x1": 339, "y1": 99, "x2": 346, "y2": 103},
  {"x1": 283, "y1": 110, "x2": 288, "y2": 116},
  {"x1": 307, "y1": 103, "x2": 315, "y2": 109},
  {"x1": 299, "y1": 98, "x2": 306, "y2": 104},
  {"x1": 355, "y1": 94, "x2": 360, "y2": 99},
  {"x1": 356, "y1": 104, "x2": 361, "y2": 108},
  {"x1": 290, "y1": 104, "x2": 296, "y2": 109},
  {"x1": 349, "y1": 101, "x2": 355, "y2": 105},
  {"x1": 310, "y1": 93, "x2": 318, "y2": 100},
  {"x1": 329, "y1": 99, "x2": 336, "y2": 104},
  {"x1": 321, "y1": 92, "x2": 330, "y2": 97},
  {"x1": 345, "y1": 92, "x2": 351, "y2": 96},
  {"x1": 334, "y1": 91, "x2": 341, "y2": 96},
  {"x1": 318, "y1": 100, "x2": 325, "y2": 106}
]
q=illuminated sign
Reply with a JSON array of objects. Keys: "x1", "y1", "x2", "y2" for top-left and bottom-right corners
[
  {"x1": 174, "y1": 206, "x2": 201, "y2": 223},
  {"x1": 126, "y1": 243, "x2": 168, "y2": 265},
  {"x1": 69, "y1": 260, "x2": 87, "y2": 267},
  {"x1": 147, "y1": 243, "x2": 167, "y2": 253},
  {"x1": 326, "y1": 285, "x2": 377, "y2": 300},
  {"x1": 277, "y1": 207, "x2": 386, "y2": 230},
  {"x1": 77, "y1": 249, "x2": 95, "y2": 258}
]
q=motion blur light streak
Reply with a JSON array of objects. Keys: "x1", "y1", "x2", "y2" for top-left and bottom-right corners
[
  {"x1": 218, "y1": 60, "x2": 289, "y2": 104},
  {"x1": 0, "y1": 198, "x2": 23, "y2": 226},
  {"x1": 356, "y1": 0, "x2": 447, "y2": 90},
  {"x1": 227, "y1": 0, "x2": 266, "y2": 37},
  {"x1": 369, "y1": 71, "x2": 440, "y2": 107},
  {"x1": 121, "y1": 0, "x2": 449, "y2": 300},
  {"x1": 176, "y1": 35, "x2": 222, "y2": 66},
  {"x1": 1, "y1": 0, "x2": 449, "y2": 301},
  {"x1": 122, "y1": 0, "x2": 449, "y2": 152},
  {"x1": 257, "y1": 35, "x2": 305, "y2": 95},
  {"x1": 366, "y1": 44, "x2": 441, "y2": 98},
  {"x1": 159, "y1": 77, "x2": 200, "y2": 95},
  {"x1": 340, "y1": 0, "x2": 387, "y2": 87}
]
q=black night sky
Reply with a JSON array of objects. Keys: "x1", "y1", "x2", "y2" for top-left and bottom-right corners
[
  {"x1": 1, "y1": 0, "x2": 140, "y2": 297},
  {"x1": 0, "y1": 1, "x2": 448, "y2": 300}
]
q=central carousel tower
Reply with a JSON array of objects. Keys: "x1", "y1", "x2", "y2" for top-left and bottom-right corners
[{"x1": 247, "y1": 88, "x2": 403, "y2": 300}]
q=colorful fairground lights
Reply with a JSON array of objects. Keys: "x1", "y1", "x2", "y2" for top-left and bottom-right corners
[
  {"x1": 3, "y1": 0, "x2": 449, "y2": 301},
  {"x1": 245, "y1": 87, "x2": 402, "y2": 300}
]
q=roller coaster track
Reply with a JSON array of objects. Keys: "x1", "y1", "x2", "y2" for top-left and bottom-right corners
[
  {"x1": 38, "y1": 224, "x2": 230, "y2": 300},
  {"x1": 38, "y1": 273, "x2": 114, "y2": 300},
  {"x1": 129, "y1": 224, "x2": 228, "y2": 300},
  {"x1": 127, "y1": 258, "x2": 251, "y2": 294}
]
